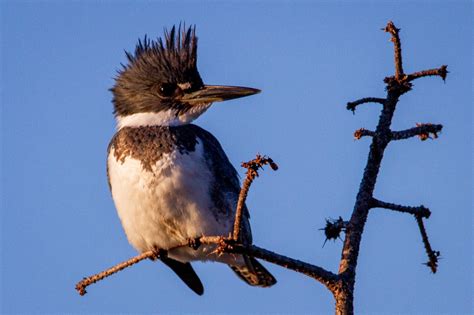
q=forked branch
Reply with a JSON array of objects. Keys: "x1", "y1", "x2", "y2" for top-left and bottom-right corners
[
  {"x1": 335, "y1": 21, "x2": 444, "y2": 314},
  {"x1": 371, "y1": 198, "x2": 431, "y2": 218},
  {"x1": 369, "y1": 197, "x2": 438, "y2": 274}
]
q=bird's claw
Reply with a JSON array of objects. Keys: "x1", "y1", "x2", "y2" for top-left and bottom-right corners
[
  {"x1": 150, "y1": 247, "x2": 167, "y2": 261},
  {"x1": 187, "y1": 237, "x2": 201, "y2": 250}
]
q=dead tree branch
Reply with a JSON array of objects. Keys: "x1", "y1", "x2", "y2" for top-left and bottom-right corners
[
  {"x1": 391, "y1": 123, "x2": 443, "y2": 141},
  {"x1": 371, "y1": 198, "x2": 431, "y2": 218},
  {"x1": 347, "y1": 98, "x2": 386, "y2": 113},
  {"x1": 369, "y1": 197, "x2": 437, "y2": 274},
  {"x1": 336, "y1": 21, "x2": 444, "y2": 314},
  {"x1": 224, "y1": 243, "x2": 340, "y2": 290},
  {"x1": 76, "y1": 251, "x2": 157, "y2": 296},
  {"x1": 384, "y1": 21, "x2": 404, "y2": 78},
  {"x1": 233, "y1": 154, "x2": 278, "y2": 242},
  {"x1": 76, "y1": 222, "x2": 339, "y2": 297},
  {"x1": 354, "y1": 128, "x2": 375, "y2": 140},
  {"x1": 406, "y1": 65, "x2": 448, "y2": 82},
  {"x1": 415, "y1": 216, "x2": 440, "y2": 273}
]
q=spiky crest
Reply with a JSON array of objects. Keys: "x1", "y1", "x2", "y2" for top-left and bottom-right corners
[
  {"x1": 111, "y1": 24, "x2": 203, "y2": 117},
  {"x1": 122, "y1": 24, "x2": 198, "y2": 81}
]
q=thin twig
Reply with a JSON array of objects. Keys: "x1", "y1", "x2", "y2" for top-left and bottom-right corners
[
  {"x1": 347, "y1": 98, "x2": 386, "y2": 113},
  {"x1": 406, "y1": 65, "x2": 448, "y2": 82},
  {"x1": 75, "y1": 235, "x2": 339, "y2": 296},
  {"x1": 75, "y1": 237, "x2": 221, "y2": 296},
  {"x1": 234, "y1": 244, "x2": 340, "y2": 291},
  {"x1": 354, "y1": 128, "x2": 375, "y2": 140},
  {"x1": 75, "y1": 251, "x2": 156, "y2": 296},
  {"x1": 233, "y1": 154, "x2": 278, "y2": 241},
  {"x1": 370, "y1": 198, "x2": 437, "y2": 272},
  {"x1": 371, "y1": 198, "x2": 431, "y2": 218},
  {"x1": 384, "y1": 21, "x2": 404, "y2": 78},
  {"x1": 391, "y1": 123, "x2": 443, "y2": 141},
  {"x1": 415, "y1": 215, "x2": 439, "y2": 273}
]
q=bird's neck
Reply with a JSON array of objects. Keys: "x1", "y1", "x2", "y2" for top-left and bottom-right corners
[{"x1": 116, "y1": 104, "x2": 211, "y2": 129}]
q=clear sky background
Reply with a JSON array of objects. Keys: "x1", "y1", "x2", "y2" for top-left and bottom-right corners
[{"x1": 1, "y1": 1, "x2": 472, "y2": 314}]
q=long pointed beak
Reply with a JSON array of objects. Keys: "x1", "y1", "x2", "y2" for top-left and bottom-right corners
[{"x1": 182, "y1": 85, "x2": 260, "y2": 104}]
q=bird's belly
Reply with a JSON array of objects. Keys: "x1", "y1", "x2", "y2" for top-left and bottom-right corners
[{"x1": 108, "y1": 142, "x2": 232, "y2": 260}]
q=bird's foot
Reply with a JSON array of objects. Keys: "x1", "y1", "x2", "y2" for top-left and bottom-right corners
[
  {"x1": 216, "y1": 237, "x2": 236, "y2": 256},
  {"x1": 187, "y1": 237, "x2": 201, "y2": 250},
  {"x1": 150, "y1": 246, "x2": 167, "y2": 261}
]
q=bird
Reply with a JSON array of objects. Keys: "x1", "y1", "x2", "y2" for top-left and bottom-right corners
[{"x1": 107, "y1": 25, "x2": 276, "y2": 295}]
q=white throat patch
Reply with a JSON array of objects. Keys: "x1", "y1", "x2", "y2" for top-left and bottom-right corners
[{"x1": 116, "y1": 103, "x2": 212, "y2": 129}]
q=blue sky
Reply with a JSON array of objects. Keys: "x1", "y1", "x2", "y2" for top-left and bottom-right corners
[{"x1": 1, "y1": 1, "x2": 472, "y2": 314}]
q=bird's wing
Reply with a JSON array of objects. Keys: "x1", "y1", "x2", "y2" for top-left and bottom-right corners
[
  {"x1": 106, "y1": 132, "x2": 120, "y2": 191},
  {"x1": 190, "y1": 124, "x2": 252, "y2": 243},
  {"x1": 190, "y1": 125, "x2": 277, "y2": 288}
]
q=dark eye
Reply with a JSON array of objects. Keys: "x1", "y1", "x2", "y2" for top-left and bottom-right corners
[{"x1": 158, "y1": 83, "x2": 177, "y2": 97}]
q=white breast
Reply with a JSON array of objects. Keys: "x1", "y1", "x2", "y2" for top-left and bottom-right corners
[{"x1": 108, "y1": 139, "x2": 233, "y2": 262}]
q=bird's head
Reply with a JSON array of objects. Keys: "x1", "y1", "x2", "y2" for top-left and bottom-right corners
[{"x1": 111, "y1": 25, "x2": 260, "y2": 129}]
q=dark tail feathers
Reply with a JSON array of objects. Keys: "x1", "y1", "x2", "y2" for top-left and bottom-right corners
[
  {"x1": 230, "y1": 256, "x2": 277, "y2": 287},
  {"x1": 161, "y1": 257, "x2": 204, "y2": 295}
]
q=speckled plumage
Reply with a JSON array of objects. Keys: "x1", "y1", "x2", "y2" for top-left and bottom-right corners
[
  {"x1": 107, "y1": 124, "x2": 276, "y2": 291},
  {"x1": 108, "y1": 125, "x2": 241, "y2": 222}
]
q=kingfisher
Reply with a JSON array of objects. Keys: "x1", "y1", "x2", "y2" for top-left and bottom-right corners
[{"x1": 107, "y1": 25, "x2": 276, "y2": 295}]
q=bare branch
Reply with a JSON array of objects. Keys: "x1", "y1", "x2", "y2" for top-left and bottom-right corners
[
  {"x1": 338, "y1": 21, "x2": 445, "y2": 312},
  {"x1": 384, "y1": 21, "x2": 404, "y2": 78},
  {"x1": 228, "y1": 243, "x2": 340, "y2": 290},
  {"x1": 76, "y1": 251, "x2": 157, "y2": 296},
  {"x1": 369, "y1": 198, "x2": 437, "y2": 273},
  {"x1": 415, "y1": 215, "x2": 440, "y2": 273},
  {"x1": 354, "y1": 128, "x2": 375, "y2": 140},
  {"x1": 346, "y1": 98, "x2": 385, "y2": 113},
  {"x1": 391, "y1": 123, "x2": 443, "y2": 141},
  {"x1": 406, "y1": 65, "x2": 448, "y2": 82},
  {"x1": 371, "y1": 198, "x2": 431, "y2": 218},
  {"x1": 233, "y1": 155, "x2": 278, "y2": 241},
  {"x1": 75, "y1": 235, "x2": 339, "y2": 296}
]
